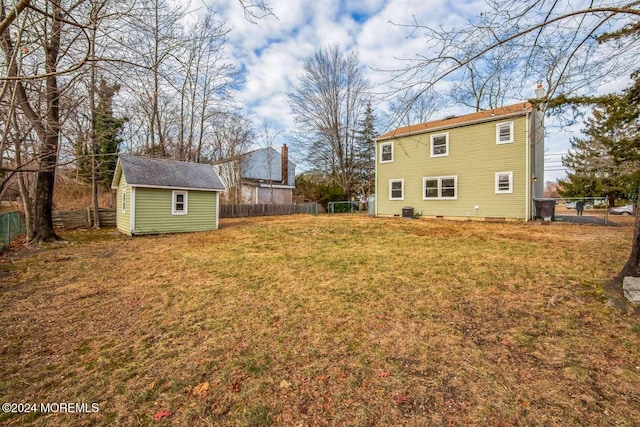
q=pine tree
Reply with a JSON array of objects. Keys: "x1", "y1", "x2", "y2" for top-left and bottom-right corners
[
  {"x1": 559, "y1": 73, "x2": 640, "y2": 207},
  {"x1": 353, "y1": 101, "x2": 377, "y2": 199}
]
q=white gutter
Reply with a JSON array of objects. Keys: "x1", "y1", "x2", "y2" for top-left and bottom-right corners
[{"x1": 127, "y1": 184, "x2": 225, "y2": 192}]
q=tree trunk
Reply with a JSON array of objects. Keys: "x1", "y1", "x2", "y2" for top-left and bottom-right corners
[
  {"x1": 30, "y1": 4, "x2": 64, "y2": 243},
  {"x1": 617, "y1": 189, "x2": 640, "y2": 279}
]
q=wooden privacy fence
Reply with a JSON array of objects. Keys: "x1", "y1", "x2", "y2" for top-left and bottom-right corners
[
  {"x1": 220, "y1": 203, "x2": 318, "y2": 218},
  {"x1": 53, "y1": 208, "x2": 116, "y2": 229}
]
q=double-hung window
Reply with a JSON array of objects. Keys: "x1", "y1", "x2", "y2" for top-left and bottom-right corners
[
  {"x1": 496, "y1": 121, "x2": 514, "y2": 144},
  {"x1": 172, "y1": 191, "x2": 188, "y2": 215},
  {"x1": 423, "y1": 176, "x2": 457, "y2": 200},
  {"x1": 380, "y1": 142, "x2": 394, "y2": 163},
  {"x1": 495, "y1": 172, "x2": 513, "y2": 194},
  {"x1": 389, "y1": 179, "x2": 404, "y2": 200},
  {"x1": 430, "y1": 133, "x2": 449, "y2": 157}
]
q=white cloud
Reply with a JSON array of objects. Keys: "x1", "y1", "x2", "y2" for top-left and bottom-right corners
[{"x1": 201, "y1": 0, "x2": 613, "y2": 181}]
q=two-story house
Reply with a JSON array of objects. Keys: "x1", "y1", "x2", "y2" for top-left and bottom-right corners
[
  {"x1": 375, "y1": 102, "x2": 544, "y2": 220},
  {"x1": 215, "y1": 144, "x2": 296, "y2": 205}
]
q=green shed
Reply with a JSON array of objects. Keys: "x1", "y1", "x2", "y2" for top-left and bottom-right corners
[{"x1": 111, "y1": 156, "x2": 226, "y2": 236}]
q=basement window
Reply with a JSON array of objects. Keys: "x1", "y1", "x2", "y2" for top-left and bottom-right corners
[{"x1": 172, "y1": 191, "x2": 188, "y2": 215}]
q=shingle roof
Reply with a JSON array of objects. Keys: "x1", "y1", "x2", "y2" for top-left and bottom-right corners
[
  {"x1": 377, "y1": 102, "x2": 533, "y2": 141},
  {"x1": 115, "y1": 155, "x2": 225, "y2": 191}
]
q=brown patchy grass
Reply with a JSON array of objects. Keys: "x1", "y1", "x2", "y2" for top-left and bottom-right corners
[{"x1": 1, "y1": 215, "x2": 639, "y2": 426}]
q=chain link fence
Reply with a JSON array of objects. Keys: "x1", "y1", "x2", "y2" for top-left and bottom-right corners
[{"x1": 1, "y1": 211, "x2": 26, "y2": 251}]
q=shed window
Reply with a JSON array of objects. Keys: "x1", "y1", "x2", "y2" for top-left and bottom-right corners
[
  {"x1": 496, "y1": 121, "x2": 514, "y2": 144},
  {"x1": 172, "y1": 191, "x2": 188, "y2": 215},
  {"x1": 121, "y1": 189, "x2": 126, "y2": 213},
  {"x1": 431, "y1": 133, "x2": 449, "y2": 157}
]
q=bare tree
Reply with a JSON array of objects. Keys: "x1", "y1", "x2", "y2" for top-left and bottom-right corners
[
  {"x1": 288, "y1": 44, "x2": 370, "y2": 199},
  {"x1": 209, "y1": 111, "x2": 254, "y2": 204},
  {"x1": 0, "y1": 0, "x2": 92, "y2": 243},
  {"x1": 389, "y1": 1, "x2": 638, "y2": 109}
]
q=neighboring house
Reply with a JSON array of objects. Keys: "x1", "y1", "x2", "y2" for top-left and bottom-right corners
[
  {"x1": 375, "y1": 102, "x2": 544, "y2": 220},
  {"x1": 111, "y1": 155, "x2": 225, "y2": 235},
  {"x1": 215, "y1": 144, "x2": 296, "y2": 204}
]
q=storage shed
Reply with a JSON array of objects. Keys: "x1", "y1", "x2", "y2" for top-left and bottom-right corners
[{"x1": 111, "y1": 155, "x2": 225, "y2": 235}]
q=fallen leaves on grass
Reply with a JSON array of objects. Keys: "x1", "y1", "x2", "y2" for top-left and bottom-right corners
[
  {"x1": 191, "y1": 382, "x2": 210, "y2": 399},
  {"x1": 396, "y1": 394, "x2": 410, "y2": 405},
  {"x1": 153, "y1": 410, "x2": 172, "y2": 421}
]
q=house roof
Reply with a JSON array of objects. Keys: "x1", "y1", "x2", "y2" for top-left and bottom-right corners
[
  {"x1": 213, "y1": 146, "x2": 297, "y2": 167},
  {"x1": 112, "y1": 155, "x2": 225, "y2": 191},
  {"x1": 377, "y1": 102, "x2": 533, "y2": 141}
]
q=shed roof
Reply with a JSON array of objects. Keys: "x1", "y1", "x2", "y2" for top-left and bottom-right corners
[
  {"x1": 112, "y1": 155, "x2": 225, "y2": 191},
  {"x1": 377, "y1": 102, "x2": 533, "y2": 141}
]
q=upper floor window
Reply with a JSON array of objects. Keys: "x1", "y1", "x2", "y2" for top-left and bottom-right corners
[
  {"x1": 172, "y1": 191, "x2": 188, "y2": 215},
  {"x1": 496, "y1": 121, "x2": 514, "y2": 144},
  {"x1": 431, "y1": 133, "x2": 449, "y2": 157},
  {"x1": 380, "y1": 142, "x2": 394, "y2": 163}
]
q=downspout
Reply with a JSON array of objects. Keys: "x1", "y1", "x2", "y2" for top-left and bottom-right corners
[
  {"x1": 216, "y1": 192, "x2": 220, "y2": 229},
  {"x1": 130, "y1": 187, "x2": 136, "y2": 234},
  {"x1": 525, "y1": 114, "x2": 531, "y2": 221},
  {"x1": 374, "y1": 139, "x2": 379, "y2": 216}
]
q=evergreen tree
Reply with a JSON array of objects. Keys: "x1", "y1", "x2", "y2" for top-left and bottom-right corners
[
  {"x1": 559, "y1": 73, "x2": 640, "y2": 207},
  {"x1": 353, "y1": 101, "x2": 377, "y2": 199}
]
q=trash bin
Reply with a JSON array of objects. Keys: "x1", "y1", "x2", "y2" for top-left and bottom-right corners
[{"x1": 534, "y1": 198, "x2": 556, "y2": 221}]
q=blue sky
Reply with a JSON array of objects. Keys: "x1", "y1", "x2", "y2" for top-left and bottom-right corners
[{"x1": 200, "y1": 0, "x2": 616, "y2": 182}]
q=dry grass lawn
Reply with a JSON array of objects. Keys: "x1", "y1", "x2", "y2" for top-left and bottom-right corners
[{"x1": 1, "y1": 215, "x2": 639, "y2": 426}]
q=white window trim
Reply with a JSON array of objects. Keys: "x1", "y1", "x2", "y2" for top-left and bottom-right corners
[
  {"x1": 121, "y1": 189, "x2": 126, "y2": 213},
  {"x1": 172, "y1": 190, "x2": 188, "y2": 215},
  {"x1": 423, "y1": 176, "x2": 458, "y2": 200},
  {"x1": 496, "y1": 121, "x2": 514, "y2": 144},
  {"x1": 389, "y1": 179, "x2": 404, "y2": 200},
  {"x1": 430, "y1": 132, "x2": 449, "y2": 157},
  {"x1": 495, "y1": 172, "x2": 513, "y2": 194},
  {"x1": 379, "y1": 141, "x2": 394, "y2": 163}
]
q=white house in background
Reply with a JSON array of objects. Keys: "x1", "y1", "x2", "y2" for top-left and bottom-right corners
[{"x1": 214, "y1": 144, "x2": 296, "y2": 204}]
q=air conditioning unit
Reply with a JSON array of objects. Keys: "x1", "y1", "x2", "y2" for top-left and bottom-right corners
[{"x1": 402, "y1": 207, "x2": 414, "y2": 219}]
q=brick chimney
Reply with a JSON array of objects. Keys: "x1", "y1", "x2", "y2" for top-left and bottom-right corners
[{"x1": 281, "y1": 144, "x2": 289, "y2": 185}]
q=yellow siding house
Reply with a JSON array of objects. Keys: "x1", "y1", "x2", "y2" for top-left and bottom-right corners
[{"x1": 375, "y1": 102, "x2": 544, "y2": 221}]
